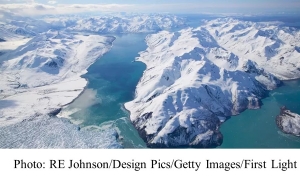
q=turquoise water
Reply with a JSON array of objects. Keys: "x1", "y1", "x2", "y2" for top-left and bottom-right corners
[
  {"x1": 180, "y1": 15, "x2": 300, "y2": 148},
  {"x1": 66, "y1": 33, "x2": 148, "y2": 148},
  {"x1": 219, "y1": 80, "x2": 300, "y2": 148},
  {"x1": 64, "y1": 17, "x2": 300, "y2": 149}
]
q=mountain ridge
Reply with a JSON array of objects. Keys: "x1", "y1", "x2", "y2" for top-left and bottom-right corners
[{"x1": 125, "y1": 18, "x2": 299, "y2": 148}]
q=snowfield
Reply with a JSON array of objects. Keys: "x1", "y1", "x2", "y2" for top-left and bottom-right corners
[
  {"x1": 125, "y1": 18, "x2": 300, "y2": 148},
  {"x1": 0, "y1": 116, "x2": 122, "y2": 148},
  {"x1": 0, "y1": 12, "x2": 186, "y2": 148},
  {"x1": 204, "y1": 18, "x2": 300, "y2": 80},
  {"x1": 0, "y1": 30, "x2": 115, "y2": 126},
  {"x1": 44, "y1": 14, "x2": 186, "y2": 33},
  {"x1": 1, "y1": 12, "x2": 300, "y2": 148}
]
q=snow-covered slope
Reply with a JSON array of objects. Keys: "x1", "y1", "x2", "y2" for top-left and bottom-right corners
[
  {"x1": 0, "y1": 30, "x2": 115, "y2": 126},
  {"x1": 0, "y1": 115, "x2": 122, "y2": 148},
  {"x1": 0, "y1": 12, "x2": 186, "y2": 148},
  {"x1": 0, "y1": 12, "x2": 50, "y2": 37},
  {"x1": 0, "y1": 13, "x2": 185, "y2": 126},
  {"x1": 124, "y1": 19, "x2": 300, "y2": 148},
  {"x1": 204, "y1": 18, "x2": 300, "y2": 80},
  {"x1": 0, "y1": 12, "x2": 186, "y2": 39},
  {"x1": 45, "y1": 14, "x2": 186, "y2": 33},
  {"x1": 0, "y1": 16, "x2": 33, "y2": 52},
  {"x1": 276, "y1": 106, "x2": 300, "y2": 137}
]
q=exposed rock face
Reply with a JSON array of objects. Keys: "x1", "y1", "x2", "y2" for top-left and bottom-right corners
[
  {"x1": 126, "y1": 18, "x2": 300, "y2": 148},
  {"x1": 125, "y1": 20, "x2": 290, "y2": 148},
  {"x1": 135, "y1": 111, "x2": 223, "y2": 148},
  {"x1": 276, "y1": 106, "x2": 300, "y2": 136}
]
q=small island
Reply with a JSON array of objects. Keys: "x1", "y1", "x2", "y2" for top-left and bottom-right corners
[{"x1": 276, "y1": 106, "x2": 300, "y2": 136}]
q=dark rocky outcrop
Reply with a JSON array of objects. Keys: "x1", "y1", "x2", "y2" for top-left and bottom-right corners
[
  {"x1": 48, "y1": 108, "x2": 62, "y2": 117},
  {"x1": 276, "y1": 106, "x2": 300, "y2": 136},
  {"x1": 133, "y1": 111, "x2": 223, "y2": 148}
]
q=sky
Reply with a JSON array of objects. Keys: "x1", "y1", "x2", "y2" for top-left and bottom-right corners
[{"x1": 0, "y1": 0, "x2": 299, "y2": 16}]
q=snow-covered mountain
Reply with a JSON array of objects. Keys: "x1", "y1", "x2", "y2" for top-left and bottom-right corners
[
  {"x1": 44, "y1": 14, "x2": 186, "y2": 33},
  {"x1": 203, "y1": 18, "x2": 300, "y2": 80},
  {"x1": 0, "y1": 12, "x2": 50, "y2": 37},
  {"x1": 1, "y1": 13, "x2": 300, "y2": 148},
  {"x1": 0, "y1": 30, "x2": 114, "y2": 126},
  {"x1": 0, "y1": 12, "x2": 186, "y2": 148},
  {"x1": 125, "y1": 18, "x2": 300, "y2": 148},
  {"x1": 0, "y1": 13, "x2": 186, "y2": 126}
]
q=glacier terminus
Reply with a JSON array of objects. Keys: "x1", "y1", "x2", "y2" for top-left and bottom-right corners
[{"x1": 0, "y1": 10, "x2": 300, "y2": 148}]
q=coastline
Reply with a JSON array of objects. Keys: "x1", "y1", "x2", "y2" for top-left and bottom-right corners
[
  {"x1": 62, "y1": 33, "x2": 148, "y2": 148},
  {"x1": 219, "y1": 78, "x2": 300, "y2": 148},
  {"x1": 0, "y1": 34, "x2": 123, "y2": 148},
  {"x1": 60, "y1": 35, "x2": 117, "y2": 109},
  {"x1": 0, "y1": 34, "x2": 116, "y2": 127},
  {"x1": 122, "y1": 26, "x2": 291, "y2": 148},
  {"x1": 126, "y1": 57, "x2": 299, "y2": 148},
  {"x1": 281, "y1": 77, "x2": 300, "y2": 82},
  {"x1": 122, "y1": 58, "x2": 147, "y2": 116}
]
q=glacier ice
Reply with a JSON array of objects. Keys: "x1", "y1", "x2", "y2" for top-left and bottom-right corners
[
  {"x1": 0, "y1": 12, "x2": 186, "y2": 148},
  {"x1": 0, "y1": 116, "x2": 122, "y2": 148}
]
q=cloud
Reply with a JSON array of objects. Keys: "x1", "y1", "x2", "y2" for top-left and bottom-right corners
[
  {"x1": 0, "y1": 2, "x2": 299, "y2": 16},
  {"x1": 0, "y1": 3, "x2": 136, "y2": 16},
  {"x1": 47, "y1": 1, "x2": 56, "y2": 5},
  {"x1": 0, "y1": 0, "x2": 35, "y2": 3}
]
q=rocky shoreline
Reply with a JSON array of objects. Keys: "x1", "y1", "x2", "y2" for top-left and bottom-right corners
[
  {"x1": 276, "y1": 106, "x2": 300, "y2": 137},
  {"x1": 125, "y1": 17, "x2": 300, "y2": 148}
]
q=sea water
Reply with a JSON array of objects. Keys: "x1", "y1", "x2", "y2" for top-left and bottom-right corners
[
  {"x1": 219, "y1": 80, "x2": 300, "y2": 148},
  {"x1": 62, "y1": 33, "x2": 148, "y2": 148},
  {"x1": 182, "y1": 14, "x2": 300, "y2": 148},
  {"x1": 63, "y1": 16, "x2": 300, "y2": 149}
]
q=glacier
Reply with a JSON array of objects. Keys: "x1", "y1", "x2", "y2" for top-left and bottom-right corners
[
  {"x1": 0, "y1": 115, "x2": 122, "y2": 148},
  {"x1": 0, "y1": 12, "x2": 186, "y2": 148},
  {"x1": 1, "y1": 11, "x2": 300, "y2": 148},
  {"x1": 0, "y1": 30, "x2": 115, "y2": 126},
  {"x1": 125, "y1": 18, "x2": 300, "y2": 148}
]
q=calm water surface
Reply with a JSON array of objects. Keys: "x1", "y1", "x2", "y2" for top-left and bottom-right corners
[
  {"x1": 65, "y1": 15, "x2": 300, "y2": 148},
  {"x1": 219, "y1": 80, "x2": 300, "y2": 148},
  {"x1": 65, "y1": 33, "x2": 148, "y2": 148}
]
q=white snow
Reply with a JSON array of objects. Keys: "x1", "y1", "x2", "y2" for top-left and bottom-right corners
[
  {"x1": 0, "y1": 38, "x2": 31, "y2": 51},
  {"x1": 277, "y1": 109, "x2": 300, "y2": 137},
  {"x1": 125, "y1": 18, "x2": 300, "y2": 147},
  {"x1": 0, "y1": 13, "x2": 186, "y2": 127},
  {"x1": 2, "y1": 12, "x2": 299, "y2": 148},
  {"x1": 0, "y1": 12, "x2": 186, "y2": 148},
  {"x1": 44, "y1": 14, "x2": 186, "y2": 33},
  {"x1": 0, "y1": 30, "x2": 114, "y2": 126},
  {"x1": 203, "y1": 18, "x2": 300, "y2": 80},
  {"x1": 0, "y1": 116, "x2": 122, "y2": 148}
]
